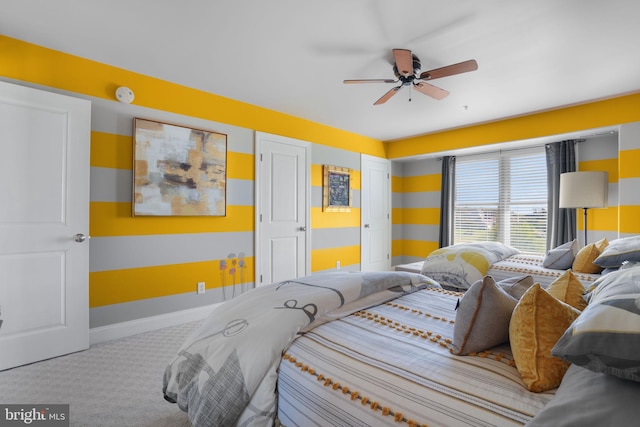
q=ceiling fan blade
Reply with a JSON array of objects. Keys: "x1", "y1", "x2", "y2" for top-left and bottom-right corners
[
  {"x1": 414, "y1": 82, "x2": 449, "y2": 100},
  {"x1": 374, "y1": 86, "x2": 401, "y2": 105},
  {"x1": 393, "y1": 49, "x2": 414, "y2": 76},
  {"x1": 343, "y1": 79, "x2": 396, "y2": 84},
  {"x1": 419, "y1": 59, "x2": 478, "y2": 80}
]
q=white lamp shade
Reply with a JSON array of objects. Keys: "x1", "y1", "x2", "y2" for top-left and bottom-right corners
[{"x1": 559, "y1": 171, "x2": 608, "y2": 209}]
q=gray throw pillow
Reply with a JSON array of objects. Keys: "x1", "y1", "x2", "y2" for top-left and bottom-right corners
[
  {"x1": 542, "y1": 239, "x2": 578, "y2": 270},
  {"x1": 498, "y1": 275, "x2": 535, "y2": 299},
  {"x1": 552, "y1": 266, "x2": 640, "y2": 382},
  {"x1": 452, "y1": 276, "x2": 518, "y2": 355}
]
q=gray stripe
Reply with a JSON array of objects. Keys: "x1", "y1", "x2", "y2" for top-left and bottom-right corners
[
  {"x1": 90, "y1": 166, "x2": 132, "y2": 202},
  {"x1": 391, "y1": 224, "x2": 439, "y2": 242},
  {"x1": 312, "y1": 228, "x2": 360, "y2": 249},
  {"x1": 394, "y1": 158, "x2": 440, "y2": 177},
  {"x1": 90, "y1": 285, "x2": 253, "y2": 328},
  {"x1": 619, "y1": 179, "x2": 640, "y2": 204},
  {"x1": 398, "y1": 191, "x2": 440, "y2": 208},
  {"x1": 312, "y1": 145, "x2": 361, "y2": 170},
  {"x1": 577, "y1": 134, "x2": 617, "y2": 161},
  {"x1": 90, "y1": 232, "x2": 253, "y2": 272},
  {"x1": 90, "y1": 98, "x2": 255, "y2": 154},
  {"x1": 392, "y1": 255, "x2": 425, "y2": 266},
  {"x1": 312, "y1": 186, "x2": 361, "y2": 209},
  {"x1": 90, "y1": 167, "x2": 254, "y2": 205}
]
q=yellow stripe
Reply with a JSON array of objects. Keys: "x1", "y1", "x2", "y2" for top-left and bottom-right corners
[
  {"x1": 392, "y1": 208, "x2": 440, "y2": 225},
  {"x1": 350, "y1": 170, "x2": 361, "y2": 190},
  {"x1": 311, "y1": 207, "x2": 361, "y2": 228},
  {"x1": 90, "y1": 202, "x2": 254, "y2": 237},
  {"x1": 620, "y1": 205, "x2": 640, "y2": 234},
  {"x1": 578, "y1": 158, "x2": 618, "y2": 182},
  {"x1": 619, "y1": 148, "x2": 640, "y2": 179},
  {"x1": 391, "y1": 175, "x2": 403, "y2": 193},
  {"x1": 0, "y1": 35, "x2": 385, "y2": 156},
  {"x1": 228, "y1": 152, "x2": 255, "y2": 180},
  {"x1": 586, "y1": 207, "x2": 618, "y2": 232},
  {"x1": 387, "y1": 93, "x2": 640, "y2": 156},
  {"x1": 399, "y1": 175, "x2": 441, "y2": 192},
  {"x1": 90, "y1": 258, "x2": 254, "y2": 307},
  {"x1": 91, "y1": 131, "x2": 132, "y2": 169},
  {"x1": 311, "y1": 164, "x2": 323, "y2": 187},
  {"x1": 311, "y1": 246, "x2": 360, "y2": 271},
  {"x1": 393, "y1": 239, "x2": 437, "y2": 259}
]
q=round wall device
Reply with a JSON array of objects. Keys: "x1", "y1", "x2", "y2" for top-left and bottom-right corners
[{"x1": 115, "y1": 86, "x2": 135, "y2": 104}]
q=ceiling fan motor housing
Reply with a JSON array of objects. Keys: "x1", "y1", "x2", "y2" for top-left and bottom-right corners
[{"x1": 393, "y1": 54, "x2": 421, "y2": 80}]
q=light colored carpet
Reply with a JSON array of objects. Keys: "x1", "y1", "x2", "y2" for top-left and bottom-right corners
[{"x1": 0, "y1": 321, "x2": 202, "y2": 427}]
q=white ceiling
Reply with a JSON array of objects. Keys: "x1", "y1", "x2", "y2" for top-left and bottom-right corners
[{"x1": 2, "y1": 0, "x2": 640, "y2": 142}]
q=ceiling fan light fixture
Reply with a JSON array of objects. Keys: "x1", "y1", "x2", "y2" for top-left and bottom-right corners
[{"x1": 343, "y1": 49, "x2": 477, "y2": 105}]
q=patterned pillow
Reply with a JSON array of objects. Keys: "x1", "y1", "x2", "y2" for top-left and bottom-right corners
[
  {"x1": 497, "y1": 275, "x2": 534, "y2": 300},
  {"x1": 421, "y1": 242, "x2": 519, "y2": 290},
  {"x1": 546, "y1": 270, "x2": 587, "y2": 311},
  {"x1": 451, "y1": 276, "x2": 518, "y2": 355},
  {"x1": 552, "y1": 266, "x2": 640, "y2": 382},
  {"x1": 594, "y1": 235, "x2": 640, "y2": 268},
  {"x1": 573, "y1": 243, "x2": 604, "y2": 274},
  {"x1": 542, "y1": 239, "x2": 578, "y2": 270},
  {"x1": 509, "y1": 283, "x2": 581, "y2": 392}
]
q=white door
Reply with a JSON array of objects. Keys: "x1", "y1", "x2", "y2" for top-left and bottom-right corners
[
  {"x1": 255, "y1": 132, "x2": 310, "y2": 286},
  {"x1": 0, "y1": 81, "x2": 91, "y2": 370},
  {"x1": 361, "y1": 154, "x2": 391, "y2": 271}
]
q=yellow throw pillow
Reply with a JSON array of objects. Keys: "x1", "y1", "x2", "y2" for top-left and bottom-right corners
[
  {"x1": 595, "y1": 237, "x2": 609, "y2": 253},
  {"x1": 572, "y1": 243, "x2": 604, "y2": 274},
  {"x1": 509, "y1": 283, "x2": 581, "y2": 392},
  {"x1": 546, "y1": 270, "x2": 587, "y2": 311}
]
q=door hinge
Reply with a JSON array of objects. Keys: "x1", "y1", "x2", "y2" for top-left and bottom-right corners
[
  {"x1": 260, "y1": 153, "x2": 263, "y2": 161},
  {"x1": 260, "y1": 274, "x2": 263, "y2": 283},
  {"x1": 260, "y1": 214, "x2": 262, "y2": 222}
]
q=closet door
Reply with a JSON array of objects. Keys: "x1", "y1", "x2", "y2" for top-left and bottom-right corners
[{"x1": 361, "y1": 154, "x2": 390, "y2": 271}]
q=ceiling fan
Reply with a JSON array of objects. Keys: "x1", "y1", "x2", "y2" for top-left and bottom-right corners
[{"x1": 344, "y1": 49, "x2": 478, "y2": 105}]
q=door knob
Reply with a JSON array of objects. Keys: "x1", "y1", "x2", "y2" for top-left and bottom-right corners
[
  {"x1": 298, "y1": 226, "x2": 307, "y2": 232},
  {"x1": 74, "y1": 234, "x2": 88, "y2": 243},
  {"x1": 364, "y1": 224, "x2": 370, "y2": 228}
]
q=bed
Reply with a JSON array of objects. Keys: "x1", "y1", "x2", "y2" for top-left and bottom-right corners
[
  {"x1": 277, "y1": 286, "x2": 554, "y2": 426},
  {"x1": 163, "y1": 236, "x2": 640, "y2": 426}
]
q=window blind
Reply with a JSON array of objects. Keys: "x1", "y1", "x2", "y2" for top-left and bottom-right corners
[{"x1": 453, "y1": 147, "x2": 548, "y2": 254}]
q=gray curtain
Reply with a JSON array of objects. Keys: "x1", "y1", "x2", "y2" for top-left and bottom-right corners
[
  {"x1": 438, "y1": 156, "x2": 455, "y2": 248},
  {"x1": 545, "y1": 140, "x2": 577, "y2": 249}
]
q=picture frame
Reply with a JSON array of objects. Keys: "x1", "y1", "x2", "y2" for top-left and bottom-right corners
[
  {"x1": 132, "y1": 118, "x2": 227, "y2": 216},
  {"x1": 323, "y1": 165, "x2": 352, "y2": 212}
]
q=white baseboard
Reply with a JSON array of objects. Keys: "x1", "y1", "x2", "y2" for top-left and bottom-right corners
[{"x1": 89, "y1": 303, "x2": 221, "y2": 346}]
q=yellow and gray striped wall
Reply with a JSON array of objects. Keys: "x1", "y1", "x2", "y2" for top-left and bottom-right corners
[
  {"x1": 0, "y1": 35, "x2": 382, "y2": 331},
  {"x1": 389, "y1": 97, "x2": 640, "y2": 265},
  {"x1": 3, "y1": 34, "x2": 640, "y2": 333}
]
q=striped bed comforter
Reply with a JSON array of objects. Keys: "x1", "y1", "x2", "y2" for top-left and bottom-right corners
[
  {"x1": 278, "y1": 287, "x2": 555, "y2": 427},
  {"x1": 487, "y1": 254, "x2": 601, "y2": 288}
]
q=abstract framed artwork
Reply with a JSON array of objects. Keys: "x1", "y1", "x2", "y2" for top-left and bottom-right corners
[
  {"x1": 323, "y1": 165, "x2": 352, "y2": 212},
  {"x1": 133, "y1": 118, "x2": 227, "y2": 216}
]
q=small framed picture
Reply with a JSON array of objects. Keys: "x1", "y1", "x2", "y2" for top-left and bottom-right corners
[{"x1": 323, "y1": 165, "x2": 352, "y2": 212}]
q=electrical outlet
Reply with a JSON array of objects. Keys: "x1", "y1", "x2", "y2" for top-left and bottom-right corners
[
  {"x1": 336, "y1": 261, "x2": 340, "y2": 270},
  {"x1": 197, "y1": 282, "x2": 206, "y2": 295}
]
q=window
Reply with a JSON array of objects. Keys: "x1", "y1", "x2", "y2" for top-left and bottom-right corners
[{"x1": 453, "y1": 147, "x2": 548, "y2": 254}]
